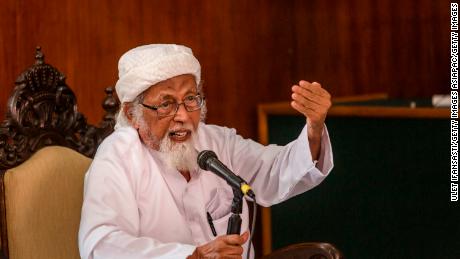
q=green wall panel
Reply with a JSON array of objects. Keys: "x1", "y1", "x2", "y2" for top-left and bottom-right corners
[{"x1": 268, "y1": 115, "x2": 458, "y2": 259}]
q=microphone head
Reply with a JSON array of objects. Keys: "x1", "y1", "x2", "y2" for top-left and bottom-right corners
[{"x1": 197, "y1": 150, "x2": 218, "y2": 170}]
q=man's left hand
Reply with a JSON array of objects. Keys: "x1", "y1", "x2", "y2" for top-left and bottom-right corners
[{"x1": 291, "y1": 80, "x2": 331, "y2": 160}]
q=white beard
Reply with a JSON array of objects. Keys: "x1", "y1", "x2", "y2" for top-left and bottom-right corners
[
  {"x1": 135, "y1": 114, "x2": 199, "y2": 172},
  {"x1": 158, "y1": 132, "x2": 198, "y2": 172}
]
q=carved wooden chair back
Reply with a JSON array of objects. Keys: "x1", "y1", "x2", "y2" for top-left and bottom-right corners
[{"x1": 0, "y1": 47, "x2": 119, "y2": 259}]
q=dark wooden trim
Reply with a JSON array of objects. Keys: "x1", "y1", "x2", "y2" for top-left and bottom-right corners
[
  {"x1": 332, "y1": 93, "x2": 389, "y2": 103},
  {"x1": 328, "y1": 106, "x2": 449, "y2": 118},
  {"x1": 257, "y1": 105, "x2": 272, "y2": 255},
  {"x1": 258, "y1": 101, "x2": 450, "y2": 119},
  {"x1": 258, "y1": 93, "x2": 389, "y2": 116}
]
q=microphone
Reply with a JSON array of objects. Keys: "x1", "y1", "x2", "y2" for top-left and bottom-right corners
[{"x1": 197, "y1": 150, "x2": 255, "y2": 198}]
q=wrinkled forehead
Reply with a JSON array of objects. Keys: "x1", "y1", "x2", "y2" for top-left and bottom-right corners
[{"x1": 141, "y1": 74, "x2": 199, "y2": 100}]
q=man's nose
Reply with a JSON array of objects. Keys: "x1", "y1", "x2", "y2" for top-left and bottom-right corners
[{"x1": 173, "y1": 103, "x2": 190, "y2": 122}]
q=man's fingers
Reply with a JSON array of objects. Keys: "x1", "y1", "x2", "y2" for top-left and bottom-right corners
[
  {"x1": 292, "y1": 86, "x2": 323, "y2": 106},
  {"x1": 291, "y1": 93, "x2": 323, "y2": 112},
  {"x1": 291, "y1": 85, "x2": 331, "y2": 107},
  {"x1": 293, "y1": 84, "x2": 330, "y2": 101},
  {"x1": 222, "y1": 233, "x2": 247, "y2": 245},
  {"x1": 240, "y1": 231, "x2": 249, "y2": 243},
  {"x1": 296, "y1": 81, "x2": 331, "y2": 99},
  {"x1": 214, "y1": 235, "x2": 245, "y2": 257},
  {"x1": 194, "y1": 233, "x2": 248, "y2": 259},
  {"x1": 227, "y1": 246, "x2": 244, "y2": 256},
  {"x1": 291, "y1": 101, "x2": 320, "y2": 120},
  {"x1": 214, "y1": 242, "x2": 243, "y2": 256},
  {"x1": 291, "y1": 91, "x2": 330, "y2": 118},
  {"x1": 291, "y1": 80, "x2": 332, "y2": 118}
]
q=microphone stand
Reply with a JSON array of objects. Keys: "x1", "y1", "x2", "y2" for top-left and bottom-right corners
[{"x1": 227, "y1": 187, "x2": 243, "y2": 234}]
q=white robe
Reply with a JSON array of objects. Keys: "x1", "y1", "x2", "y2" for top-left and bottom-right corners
[{"x1": 78, "y1": 122, "x2": 333, "y2": 259}]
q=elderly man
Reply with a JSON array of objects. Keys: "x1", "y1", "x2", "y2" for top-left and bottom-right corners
[{"x1": 79, "y1": 44, "x2": 333, "y2": 259}]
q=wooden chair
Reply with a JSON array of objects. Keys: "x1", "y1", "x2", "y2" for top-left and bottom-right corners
[
  {"x1": 0, "y1": 47, "x2": 119, "y2": 259},
  {"x1": 259, "y1": 242, "x2": 343, "y2": 259}
]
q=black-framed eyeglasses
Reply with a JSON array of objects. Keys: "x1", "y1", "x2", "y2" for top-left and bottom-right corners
[{"x1": 141, "y1": 94, "x2": 205, "y2": 117}]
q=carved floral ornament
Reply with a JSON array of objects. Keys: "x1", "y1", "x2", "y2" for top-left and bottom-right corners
[{"x1": 0, "y1": 47, "x2": 119, "y2": 170}]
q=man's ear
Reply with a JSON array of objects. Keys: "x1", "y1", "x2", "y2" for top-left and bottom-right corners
[{"x1": 123, "y1": 103, "x2": 139, "y2": 129}]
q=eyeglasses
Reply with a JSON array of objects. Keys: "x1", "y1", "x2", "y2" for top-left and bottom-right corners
[{"x1": 141, "y1": 94, "x2": 205, "y2": 117}]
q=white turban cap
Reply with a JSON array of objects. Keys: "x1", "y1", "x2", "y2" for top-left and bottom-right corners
[{"x1": 114, "y1": 44, "x2": 201, "y2": 128}]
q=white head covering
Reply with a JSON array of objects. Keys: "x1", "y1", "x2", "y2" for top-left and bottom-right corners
[{"x1": 114, "y1": 44, "x2": 201, "y2": 128}]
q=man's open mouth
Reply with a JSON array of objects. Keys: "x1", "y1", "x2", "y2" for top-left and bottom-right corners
[{"x1": 168, "y1": 129, "x2": 191, "y2": 141}]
